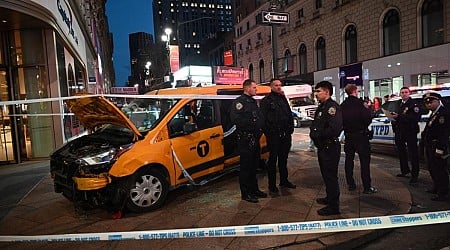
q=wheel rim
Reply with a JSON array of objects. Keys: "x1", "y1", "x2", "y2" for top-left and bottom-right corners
[{"x1": 130, "y1": 174, "x2": 162, "y2": 207}]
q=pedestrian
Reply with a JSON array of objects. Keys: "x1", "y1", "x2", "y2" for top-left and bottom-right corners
[
  {"x1": 421, "y1": 92, "x2": 449, "y2": 201},
  {"x1": 230, "y1": 79, "x2": 267, "y2": 203},
  {"x1": 341, "y1": 84, "x2": 377, "y2": 194},
  {"x1": 391, "y1": 87, "x2": 421, "y2": 184},
  {"x1": 260, "y1": 78, "x2": 296, "y2": 194},
  {"x1": 310, "y1": 81, "x2": 343, "y2": 216}
]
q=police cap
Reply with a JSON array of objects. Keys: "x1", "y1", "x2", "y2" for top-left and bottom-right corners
[{"x1": 422, "y1": 92, "x2": 441, "y2": 103}]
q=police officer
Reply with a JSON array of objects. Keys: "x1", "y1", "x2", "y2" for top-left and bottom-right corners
[
  {"x1": 421, "y1": 92, "x2": 449, "y2": 201},
  {"x1": 230, "y1": 79, "x2": 267, "y2": 203},
  {"x1": 341, "y1": 84, "x2": 377, "y2": 194},
  {"x1": 391, "y1": 87, "x2": 421, "y2": 184},
  {"x1": 310, "y1": 81, "x2": 343, "y2": 216},
  {"x1": 260, "y1": 78, "x2": 296, "y2": 194}
]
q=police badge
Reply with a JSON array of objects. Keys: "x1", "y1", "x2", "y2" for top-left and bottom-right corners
[
  {"x1": 328, "y1": 107, "x2": 336, "y2": 116},
  {"x1": 235, "y1": 102, "x2": 243, "y2": 110}
]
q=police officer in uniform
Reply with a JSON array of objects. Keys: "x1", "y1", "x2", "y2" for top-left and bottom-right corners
[
  {"x1": 392, "y1": 87, "x2": 421, "y2": 184},
  {"x1": 260, "y1": 78, "x2": 296, "y2": 194},
  {"x1": 230, "y1": 79, "x2": 267, "y2": 203},
  {"x1": 421, "y1": 92, "x2": 449, "y2": 201},
  {"x1": 310, "y1": 81, "x2": 343, "y2": 216},
  {"x1": 341, "y1": 84, "x2": 377, "y2": 194}
]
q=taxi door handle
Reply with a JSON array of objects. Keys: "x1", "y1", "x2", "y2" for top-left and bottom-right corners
[{"x1": 210, "y1": 133, "x2": 220, "y2": 139}]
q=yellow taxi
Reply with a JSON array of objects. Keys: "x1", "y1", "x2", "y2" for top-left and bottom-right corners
[{"x1": 50, "y1": 85, "x2": 271, "y2": 213}]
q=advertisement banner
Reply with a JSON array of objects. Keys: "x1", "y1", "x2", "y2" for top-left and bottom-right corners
[
  {"x1": 224, "y1": 50, "x2": 233, "y2": 66},
  {"x1": 339, "y1": 63, "x2": 362, "y2": 87},
  {"x1": 170, "y1": 45, "x2": 180, "y2": 73},
  {"x1": 213, "y1": 66, "x2": 248, "y2": 85}
]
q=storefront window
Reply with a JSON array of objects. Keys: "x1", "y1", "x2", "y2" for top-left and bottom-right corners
[
  {"x1": 9, "y1": 29, "x2": 54, "y2": 158},
  {"x1": 411, "y1": 71, "x2": 448, "y2": 86},
  {"x1": 369, "y1": 76, "x2": 403, "y2": 101}
]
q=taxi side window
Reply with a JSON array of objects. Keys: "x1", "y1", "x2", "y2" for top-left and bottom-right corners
[
  {"x1": 169, "y1": 101, "x2": 197, "y2": 137},
  {"x1": 196, "y1": 100, "x2": 216, "y2": 129}
]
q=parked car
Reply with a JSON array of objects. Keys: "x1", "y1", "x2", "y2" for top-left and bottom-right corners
[
  {"x1": 50, "y1": 85, "x2": 271, "y2": 213},
  {"x1": 370, "y1": 89, "x2": 450, "y2": 150}
]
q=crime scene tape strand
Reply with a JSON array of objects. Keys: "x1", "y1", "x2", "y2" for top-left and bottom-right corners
[{"x1": 0, "y1": 210, "x2": 448, "y2": 242}]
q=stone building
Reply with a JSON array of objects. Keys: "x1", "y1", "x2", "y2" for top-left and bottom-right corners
[{"x1": 234, "y1": 0, "x2": 449, "y2": 102}]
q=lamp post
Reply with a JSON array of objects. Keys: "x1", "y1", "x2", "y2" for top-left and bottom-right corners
[
  {"x1": 161, "y1": 28, "x2": 172, "y2": 82},
  {"x1": 144, "y1": 61, "x2": 151, "y2": 86}
]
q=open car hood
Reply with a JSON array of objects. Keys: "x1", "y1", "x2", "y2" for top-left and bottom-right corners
[{"x1": 65, "y1": 94, "x2": 142, "y2": 138}]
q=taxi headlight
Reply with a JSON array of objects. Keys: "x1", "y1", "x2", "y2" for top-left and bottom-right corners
[{"x1": 81, "y1": 149, "x2": 116, "y2": 166}]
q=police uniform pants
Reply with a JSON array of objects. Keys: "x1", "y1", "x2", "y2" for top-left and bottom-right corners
[
  {"x1": 267, "y1": 133, "x2": 292, "y2": 188},
  {"x1": 238, "y1": 137, "x2": 260, "y2": 196},
  {"x1": 344, "y1": 133, "x2": 372, "y2": 189},
  {"x1": 317, "y1": 141, "x2": 341, "y2": 209},
  {"x1": 394, "y1": 132, "x2": 419, "y2": 178},
  {"x1": 425, "y1": 145, "x2": 449, "y2": 197}
]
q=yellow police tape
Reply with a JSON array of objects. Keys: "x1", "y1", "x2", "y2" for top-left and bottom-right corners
[{"x1": 0, "y1": 210, "x2": 448, "y2": 242}]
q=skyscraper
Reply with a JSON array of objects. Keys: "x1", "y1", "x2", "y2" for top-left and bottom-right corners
[
  {"x1": 128, "y1": 32, "x2": 155, "y2": 91},
  {"x1": 153, "y1": 0, "x2": 234, "y2": 68}
]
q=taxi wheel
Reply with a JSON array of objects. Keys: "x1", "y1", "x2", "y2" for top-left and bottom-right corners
[{"x1": 125, "y1": 168, "x2": 169, "y2": 213}]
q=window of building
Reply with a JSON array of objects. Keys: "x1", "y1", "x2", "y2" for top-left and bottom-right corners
[
  {"x1": 283, "y1": 49, "x2": 293, "y2": 74},
  {"x1": 249, "y1": 63, "x2": 254, "y2": 80},
  {"x1": 246, "y1": 21, "x2": 250, "y2": 31},
  {"x1": 298, "y1": 44, "x2": 307, "y2": 75},
  {"x1": 383, "y1": 9, "x2": 400, "y2": 56},
  {"x1": 316, "y1": 37, "x2": 326, "y2": 71},
  {"x1": 344, "y1": 25, "x2": 357, "y2": 64},
  {"x1": 298, "y1": 8, "x2": 304, "y2": 18},
  {"x1": 421, "y1": 0, "x2": 443, "y2": 47},
  {"x1": 315, "y1": 0, "x2": 323, "y2": 9},
  {"x1": 259, "y1": 60, "x2": 265, "y2": 83}
]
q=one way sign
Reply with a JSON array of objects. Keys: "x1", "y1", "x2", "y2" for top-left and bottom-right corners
[{"x1": 261, "y1": 11, "x2": 290, "y2": 24}]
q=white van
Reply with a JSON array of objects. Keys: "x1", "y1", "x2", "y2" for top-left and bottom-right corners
[{"x1": 282, "y1": 84, "x2": 317, "y2": 127}]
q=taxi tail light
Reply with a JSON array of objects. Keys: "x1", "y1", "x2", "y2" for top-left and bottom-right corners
[{"x1": 112, "y1": 143, "x2": 134, "y2": 161}]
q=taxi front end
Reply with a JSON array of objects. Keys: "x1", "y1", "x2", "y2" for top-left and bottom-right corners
[
  {"x1": 50, "y1": 95, "x2": 152, "y2": 212},
  {"x1": 50, "y1": 126, "x2": 134, "y2": 206}
]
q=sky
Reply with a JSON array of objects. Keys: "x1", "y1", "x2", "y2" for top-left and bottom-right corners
[{"x1": 106, "y1": 0, "x2": 154, "y2": 87}]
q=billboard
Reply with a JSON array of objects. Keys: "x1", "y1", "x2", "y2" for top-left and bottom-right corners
[
  {"x1": 339, "y1": 63, "x2": 362, "y2": 87},
  {"x1": 224, "y1": 50, "x2": 233, "y2": 66},
  {"x1": 213, "y1": 66, "x2": 248, "y2": 85},
  {"x1": 169, "y1": 45, "x2": 180, "y2": 73},
  {"x1": 111, "y1": 87, "x2": 139, "y2": 95}
]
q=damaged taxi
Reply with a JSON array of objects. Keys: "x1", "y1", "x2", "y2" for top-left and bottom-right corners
[{"x1": 50, "y1": 85, "x2": 270, "y2": 213}]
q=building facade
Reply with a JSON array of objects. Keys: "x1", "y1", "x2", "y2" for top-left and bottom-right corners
[
  {"x1": 235, "y1": 0, "x2": 449, "y2": 102},
  {"x1": 153, "y1": 0, "x2": 234, "y2": 69},
  {"x1": 0, "y1": 0, "x2": 113, "y2": 163}
]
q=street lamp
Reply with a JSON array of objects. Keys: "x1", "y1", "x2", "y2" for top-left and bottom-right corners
[
  {"x1": 161, "y1": 28, "x2": 172, "y2": 78},
  {"x1": 144, "y1": 61, "x2": 151, "y2": 86}
]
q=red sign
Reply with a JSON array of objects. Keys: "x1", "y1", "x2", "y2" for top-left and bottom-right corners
[
  {"x1": 169, "y1": 45, "x2": 180, "y2": 72},
  {"x1": 213, "y1": 66, "x2": 248, "y2": 85},
  {"x1": 224, "y1": 50, "x2": 233, "y2": 66}
]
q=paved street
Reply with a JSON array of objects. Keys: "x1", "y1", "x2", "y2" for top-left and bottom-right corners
[{"x1": 0, "y1": 127, "x2": 448, "y2": 249}]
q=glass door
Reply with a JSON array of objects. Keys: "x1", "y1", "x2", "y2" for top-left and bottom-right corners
[{"x1": 0, "y1": 69, "x2": 13, "y2": 162}]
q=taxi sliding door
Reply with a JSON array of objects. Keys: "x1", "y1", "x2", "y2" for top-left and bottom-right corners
[{"x1": 168, "y1": 100, "x2": 225, "y2": 185}]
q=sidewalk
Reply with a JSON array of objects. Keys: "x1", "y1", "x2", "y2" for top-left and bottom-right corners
[{"x1": 0, "y1": 140, "x2": 412, "y2": 249}]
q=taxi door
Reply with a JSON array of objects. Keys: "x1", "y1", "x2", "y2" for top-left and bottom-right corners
[{"x1": 168, "y1": 100, "x2": 224, "y2": 184}]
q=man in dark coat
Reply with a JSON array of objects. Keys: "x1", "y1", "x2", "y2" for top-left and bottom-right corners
[{"x1": 260, "y1": 78, "x2": 296, "y2": 194}]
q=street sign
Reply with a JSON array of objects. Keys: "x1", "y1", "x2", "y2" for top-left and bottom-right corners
[{"x1": 261, "y1": 11, "x2": 289, "y2": 24}]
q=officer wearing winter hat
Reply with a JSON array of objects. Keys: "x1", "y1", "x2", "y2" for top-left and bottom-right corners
[{"x1": 421, "y1": 91, "x2": 449, "y2": 201}]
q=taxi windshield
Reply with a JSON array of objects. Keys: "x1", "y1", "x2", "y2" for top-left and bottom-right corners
[{"x1": 118, "y1": 98, "x2": 180, "y2": 132}]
